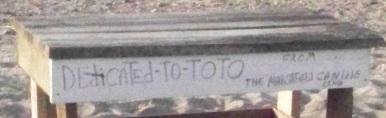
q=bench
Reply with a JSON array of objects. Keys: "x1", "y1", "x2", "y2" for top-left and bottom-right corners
[{"x1": 8, "y1": 8, "x2": 385, "y2": 118}]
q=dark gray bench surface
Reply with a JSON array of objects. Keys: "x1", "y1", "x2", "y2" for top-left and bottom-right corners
[{"x1": 9, "y1": 8, "x2": 384, "y2": 59}]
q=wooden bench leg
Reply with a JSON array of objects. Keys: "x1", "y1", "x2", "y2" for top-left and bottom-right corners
[
  {"x1": 56, "y1": 103, "x2": 78, "y2": 118},
  {"x1": 277, "y1": 91, "x2": 301, "y2": 118},
  {"x1": 327, "y1": 88, "x2": 353, "y2": 118},
  {"x1": 30, "y1": 80, "x2": 57, "y2": 118},
  {"x1": 31, "y1": 80, "x2": 78, "y2": 118}
]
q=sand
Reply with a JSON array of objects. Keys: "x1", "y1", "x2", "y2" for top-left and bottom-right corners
[{"x1": 1, "y1": 0, "x2": 386, "y2": 118}]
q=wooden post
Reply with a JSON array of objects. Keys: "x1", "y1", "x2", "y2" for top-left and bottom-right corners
[
  {"x1": 56, "y1": 103, "x2": 78, "y2": 118},
  {"x1": 277, "y1": 91, "x2": 301, "y2": 118},
  {"x1": 30, "y1": 80, "x2": 57, "y2": 118},
  {"x1": 326, "y1": 88, "x2": 353, "y2": 118},
  {"x1": 31, "y1": 80, "x2": 78, "y2": 118}
]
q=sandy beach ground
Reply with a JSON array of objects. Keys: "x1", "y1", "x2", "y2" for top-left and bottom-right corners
[{"x1": 1, "y1": 0, "x2": 386, "y2": 118}]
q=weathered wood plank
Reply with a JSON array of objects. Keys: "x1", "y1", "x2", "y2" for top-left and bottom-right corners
[
  {"x1": 38, "y1": 23, "x2": 381, "y2": 59},
  {"x1": 17, "y1": 8, "x2": 315, "y2": 26},
  {"x1": 277, "y1": 91, "x2": 301, "y2": 118},
  {"x1": 56, "y1": 103, "x2": 78, "y2": 118},
  {"x1": 22, "y1": 14, "x2": 334, "y2": 29},
  {"x1": 9, "y1": 10, "x2": 383, "y2": 59},
  {"x1": 27, "y1": 17, "x2": 339, "y2": 34},
  {"x1": 33, "y1": 22, "x2": 378, "y2": 41},
  {"x1": 37, "y1": 22, "x2": 374, "y2": 41},
  {"x1": 36, "y1": 25, "x2": 332, "y2": 41},
  {"x1": 41, "y1": 32, "x2": 373, "y2": 47},
  {"x1": 326, "y1": 88, "x2": 353, "y2": 118},
  {"x1": 47, "y1": 39, "x2": 373, "y2": 59},
  {"x1": 31, "y1": 80, "x2": 57, "y2": 118},
  {"x1": 9, "y1": 18, "x2": 51, "y2": 94}
]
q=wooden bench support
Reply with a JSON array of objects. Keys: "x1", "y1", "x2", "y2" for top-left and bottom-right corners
[
  {"x1": 31, "y1": 80, "x2": 78, "y2": 118},
  {"x1": 277, "y1": 91, "x2": 301, "y2": 118},
  {"x1": 56, "y1": 103, "x2": 78, "y2": 118},
  {"x1": 31, "y1": 80, "x2": 57, "y2": 118},
  {"x1": 327, "y1": 88, "x2": 353, "y2": 118}
]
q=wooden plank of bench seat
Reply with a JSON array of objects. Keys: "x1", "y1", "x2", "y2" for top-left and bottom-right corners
[
  {"x1": 26, "y1": 17, "x2": 340, "y2": 34},
  {"x1": 40, "y1": 25, "x2": 375, "y2": 48},
  {"x1": 17, "y1": 8, "x2": 314, "y2": 25},
  {"x1": 46, "y1": 40, "x2": 371, "y2": 59},
  {"x1": 10, "y1": 15, "x2": 383, "y2": 59},
  {"x1": 23, "y1": 15, "x2": 328, "y2": 30},
  {"x1": 34, "y1": 23, "x2": 371, "y2": 41},
  {"x1": 42, "y1": 33, "x2": 370, "y2": 48},
  {"x1": 36, "y1": 25, "x2": 333, "y2": 40},
  {"x1": 18, "y1": 7, "x2": 313, "y2": 20},
  {"x1": 37, "y1": 23, "x2": 379, "y2": 47},
  {"x1": 21, "y1": 23, "x2": 379, "y2": 59},
  {"x1": 21, "y1": 14, "x2": 334, "y2": 29}
]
